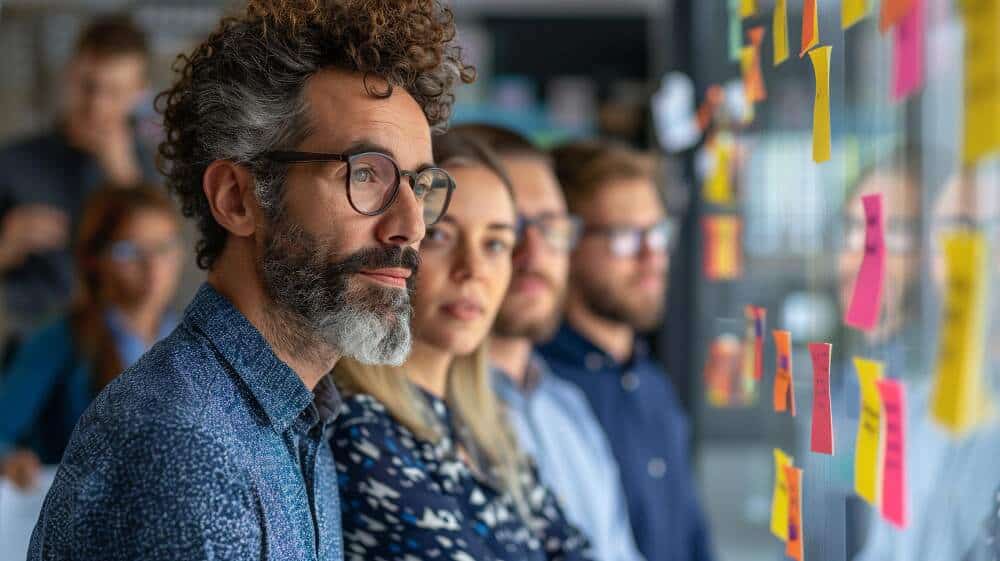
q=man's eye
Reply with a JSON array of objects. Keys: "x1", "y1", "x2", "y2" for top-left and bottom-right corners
[{"x1": 352, "y1": 167, "x2": 375, "y2": 183}]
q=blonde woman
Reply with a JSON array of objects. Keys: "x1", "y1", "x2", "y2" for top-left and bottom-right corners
[{"x1": 332, "y1": 131, "x2": 593, "y2": 561}]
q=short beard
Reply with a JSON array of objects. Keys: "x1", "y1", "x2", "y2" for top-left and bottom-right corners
[
  {"x1": 492, "y1": 292, "x2": 566, "y2": 342},
  {"x1": 259, "y1": 218, "x2": 418, "y2": 367},
  {"x1": 576, "y1": 273, "x2": 664, "y2": 332}
]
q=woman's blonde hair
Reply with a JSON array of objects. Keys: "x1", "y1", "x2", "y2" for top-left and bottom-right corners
[{"x1": 333, "y1": 347, "x2": 530, "y2": 517}]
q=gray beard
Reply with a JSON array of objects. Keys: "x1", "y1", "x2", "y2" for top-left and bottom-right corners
[{"x1": 259, "y1": 221, "x2": 414, "y2": 367}]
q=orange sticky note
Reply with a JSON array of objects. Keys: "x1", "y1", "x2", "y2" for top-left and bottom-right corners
[
  {"x1": 800, "y1": 0, "x2": 819, "y2": 58},
  {"x1": 809, "y1": 46, "x2": 833, "y2": 163},
  {"x1": 744, "y1": 305, "x2": 767, "y2": 381},
  {"x1": 773, "y1": 330, "x2": 795, "y2": 415},
  {"x1": 880, "y1": 0, "x2": 915, "y2": 33},
  {"x1": 842, "y1": 0, "x2": 868, "y2": 29},
  {"x1": 773, "y1": 0, "x2": 789, "y2": 65},
  {"x1": 746, "y1": 27, "x2": 767, "y2": 102},
  {"x1": 702, "y1": 216, "x2": 743, "y2": 281},
  {"x1": 785, "y1": 465, "x2": 804, "y2": 561}
]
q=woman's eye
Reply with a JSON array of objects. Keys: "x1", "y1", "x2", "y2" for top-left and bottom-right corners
[
  {"x1": 485, "y1": 239, "x2": 513, "y2": 254},
  {"x1": 425, "y1": 227, "x2": 451, "y2": 243}
]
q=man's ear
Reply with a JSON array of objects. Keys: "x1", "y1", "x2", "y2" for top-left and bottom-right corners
[{"x1": 203, "y1": 160, "x2": 258, "y2": 238}]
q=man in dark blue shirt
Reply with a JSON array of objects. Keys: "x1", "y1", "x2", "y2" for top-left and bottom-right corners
[
  {"x1": 0, "y1": 15, "x2": 157, "y2": 341},
  {"x1": 540, "y1": 140, "x2": 715, "y2": 561},
  {"x1": 28, "y1": 1, "x2": 473, "y2": 559}
]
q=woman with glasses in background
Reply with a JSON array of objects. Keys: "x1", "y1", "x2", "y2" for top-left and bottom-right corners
[
  {"x1": 331, "y1": 130, "x2": 593, "y2": 561},
  {"x1": 0, "y1": 185, "x2": 183, "y2": 490}
]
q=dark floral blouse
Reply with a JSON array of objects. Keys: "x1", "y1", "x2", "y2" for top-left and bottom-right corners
[{"x1": 332, "y1": 388, "x2": 594, "y2": 561}]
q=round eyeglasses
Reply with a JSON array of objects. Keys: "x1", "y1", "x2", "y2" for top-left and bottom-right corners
[{"x1": 258, "y1": 150, "x2": 456, "y2": 225}]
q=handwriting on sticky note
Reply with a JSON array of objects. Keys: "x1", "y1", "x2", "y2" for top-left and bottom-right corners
[
  {"x1": 773, "y1": 330, "x2": 795, "y2": 415},
  {"x1": 845, "y1": 193, "x2": 885, "y2": 329},
  {"x1": 809, "y1": 342, "x2": 835, "y2": 455},
  {"x1": 931, "y1": 231, "x2": 992, "y2": 435},
  {"x1": 880, "y1": 0, "x2": 915, "y2": 32},
  {"x1": 747, "y1": 27, "x2": 767, "y2": 102},
  {"x1": 892, "y1": 0, "x2": 924, "y2": 101},
  {"x1": 770, "y1": 449, "x2": 793, "y2": 541},
  {"x1": 961, "y1": 0, "x2": 1000, "y2": 164},
  {"x1": 800, "y1": 0, "x2": 819, "y2": 57},
  {"x1": 785, "y1": 465, "x2": 804, "y2": 561},
  {"x1": 744, "y1": 306, "x2": 766, "y2": 381},
  {"x1": 878, "y1": 378, "x2": 908, "y2": 528},
  {"x1": 702, "y1": 215, "x2": 743, "y2": 281},
  {"x1": 773, "y1": 0, "x2": 789, "y2": 65},
  {"x1": 842, "y1": 0, "x2": 868, "y2": 29},
  {"x1": 808, "y1": 45, "x2": 832, "y2": 163},
  {"x1": 854, "y1": 357, "x2": 884, "y2": 506}
]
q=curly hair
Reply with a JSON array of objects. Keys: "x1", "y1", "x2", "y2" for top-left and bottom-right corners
[{"x1": 157, "y1": 0, "x2": 475, "y2": 269}]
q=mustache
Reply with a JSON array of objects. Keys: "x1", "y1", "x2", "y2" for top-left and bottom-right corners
[{"x1": 327, "y1": 245, "x2": 421, "y2": 278}]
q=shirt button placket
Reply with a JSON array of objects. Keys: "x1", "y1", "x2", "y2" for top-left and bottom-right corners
[{"x1": 621, "y1": 371, "x2": 640, "y2": 392}]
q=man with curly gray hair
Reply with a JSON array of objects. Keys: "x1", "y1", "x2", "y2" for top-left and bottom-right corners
[{"x1": 28, "y1": 1, "x2": 473, "y2": 559}]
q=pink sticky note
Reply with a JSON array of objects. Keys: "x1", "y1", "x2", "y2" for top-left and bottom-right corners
[
  {"x1": 809, "y1": 343, "x2": 834, "y2": 455},
  {"x1": 877, "y1": 378, "x2": 908, "y2": 528},
  {"x1": 845, "y1": 194, "x2": 885, "y2": 330},
  {"x1": 892, "y1": 0, "x2": 924, "y2": 101}
]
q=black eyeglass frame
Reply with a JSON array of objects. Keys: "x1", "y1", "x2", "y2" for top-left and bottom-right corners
[{"x1": 257, "y1": 150, "x2": 456, "y2": 225}]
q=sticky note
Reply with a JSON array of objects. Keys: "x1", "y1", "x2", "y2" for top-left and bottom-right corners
[
  {"x1": 880, "y1": 0, "x2": 916, "y2": 33},
  {"x1": 770, "y1": 449, "x2": 793, "y2": 540},
  {"x1": 892, "y1": 0, "x2": 924, "y2": 101},
  {"x1": 785, "y1": 465, "x2": 804, "y2": 561},
  {"x1": 845, "y1": 194, "x2": 885, "y2": 330},
  {"x1": 808, "y1": 45, "x2": 833, "y2": 163},
  {"x1": 705, "y1": 336, "x2": 741, "y2": 407},
  {"x1": 878, "y1": 378, "x2": 908, "y2": 529},
  {"x1": 729, "y1": 0, "x2": 743, "y2": 61},
  {"x1": 702, "y1": 216, "x2": 743, "y2": 281},
  {"x1": 773, "y1": 330, "x2": 795, "y2": 415},
  {"x1": 746, "y1": 27, "x2": 768, "y2": 102},
  {"x1": 773, "y1": 0, "x2": 789, "y2": 65},
  {"x1": 809, "y1": 342, "x2": 835, "y2": 455},
  {"x1": 961, "y1": 0, "x2": 1000, "y2": 164},
  {"x1": 744, "y1": 305, "x2": 767, "y2": 381},
  {"x1": 703, "y1": 138, "x2": 734, "y2": 205},
  {"x1": 800, "y1": 0, "x2": 819, "y2": 58},
  {"x1": 740, "y1": 0, "x2": 756, "y2": 18},
  {"x1": 854, "y1": 357, "x2": 884, "y2": 506},
  {"x1": 842, "y1": 0, "x2": 868, "y2": 29},
  {"x1": 930, "y1": 231, "x2": 992, "y2": 436}
]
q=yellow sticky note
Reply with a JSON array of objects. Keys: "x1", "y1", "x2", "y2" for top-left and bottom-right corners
[
  {"x1": 930, "y1": 231, "x2": 992, "y2": 435},
  {"x1": 854, "y1": 357, "x2": 884, "y2": 506},
  {"x1": 770, "y1": 448, "x2": 793, "y2": 541},
  {"x1": 809, "y1": 46, "x2": 833, "y2": 163},
  {"x1": 842, "y1": 0, "x2": 868, "y2": 29},
  {"x1": 962, "y1": 0, "x2": 1000, "y2": 165},
  {"x1": 703, "y1": 138, "x2": 734, "y2": 205},
  {"x1": 773, "y1": 0, "x2": 789, "y2": 65},
  {"x1": 741, "y1": 0, "x2": 757, "y2": 18}
]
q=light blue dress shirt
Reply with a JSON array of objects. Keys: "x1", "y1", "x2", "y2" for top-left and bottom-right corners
[{"x1": 493, "y1": 353, "x2": 646, "y2": 561}]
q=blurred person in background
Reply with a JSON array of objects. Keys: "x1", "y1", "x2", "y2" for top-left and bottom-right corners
[
  {"x1": 458, "y1": 123, "x2": 646, "y2": 561},
  {"x1": 540, "y1": 139, "x2": 714, "y2": 561},
  {"x1": 858, "y1": 170, "x2": 1000, "y2": 561},
  {"x1": 802, "y1": 154, "x2": 927, "y2": 561},
  {"x1": 332, "y1": 130, "x2": 592, "y2": 560},
  {"x1": 0, "y1": 15, "x2": 157, "y2": 347},
  {"x1": 0, "y1": 185, "x2": 181, "y2": 490},
  {"x1": 27, "y1": 1, "x2": 473, "y2": 558}
]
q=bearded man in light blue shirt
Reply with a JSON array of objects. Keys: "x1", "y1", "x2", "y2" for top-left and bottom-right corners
[{"x1": 459, "y1": 124, "x2": 645, "y2": 561}]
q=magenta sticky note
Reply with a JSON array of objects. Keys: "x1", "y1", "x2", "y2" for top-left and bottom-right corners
[
  {"x1": 845, "y1": 194, "x2": 885, "y2": 330},
  {"x1": 892, "y1": 0, "x2": 924, "y2": 101},
  {"x1": 809, "y1": 342, "x2": 834, "y2": 455},
  {"x1": 877, "y1": 378, "x2": 908, "y2": 528}
]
